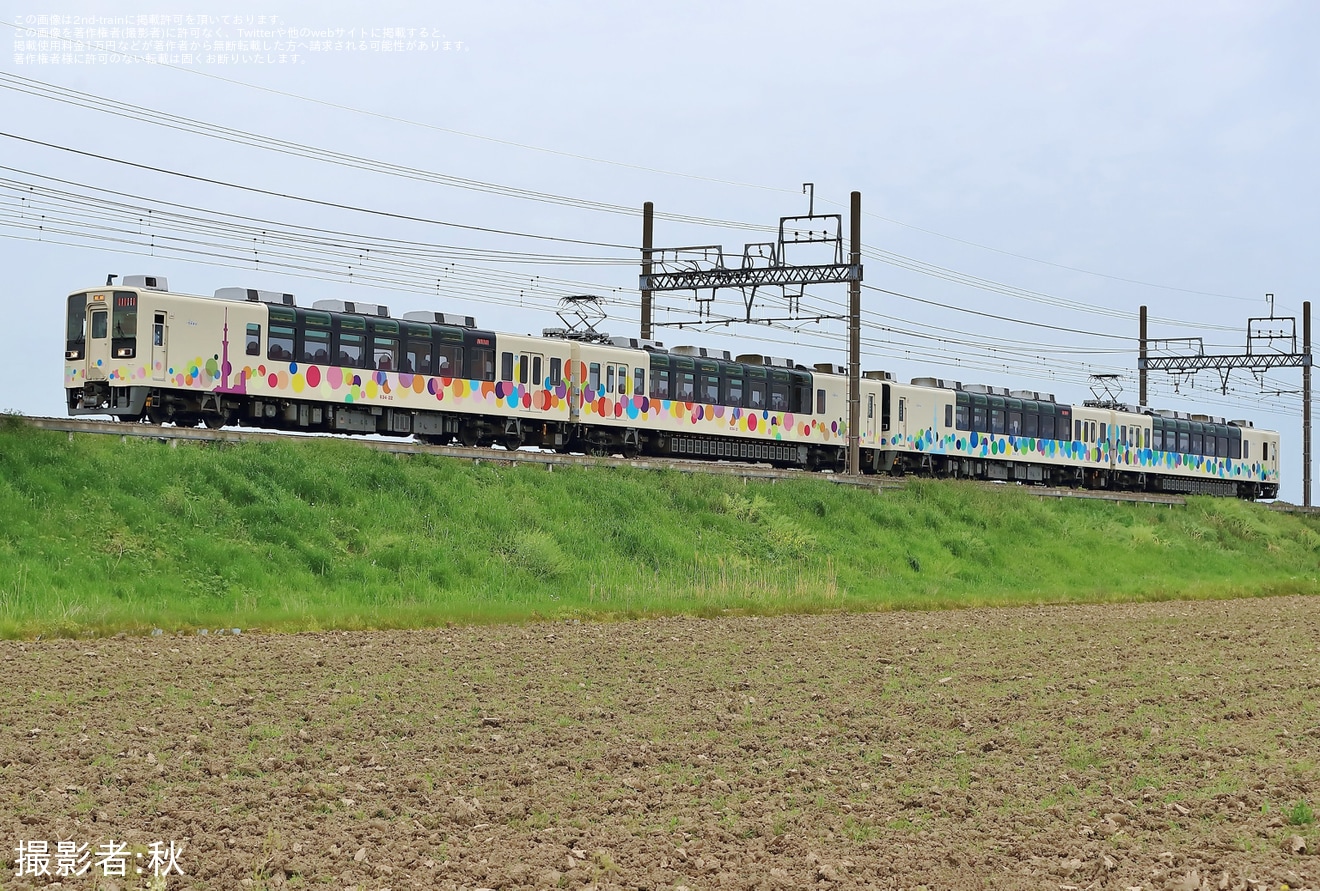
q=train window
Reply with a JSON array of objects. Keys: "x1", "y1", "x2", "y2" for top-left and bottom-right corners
[
  {"x1": 816, "y1": 389, "x2": 826, "y2": 414},
  {"x1": 437, "y1": 344, "x2": 462, "y2": 377},
  {"x1": 589, "y1": 363, "x2": 601, "y2": 393},
  {"x1": 633, "y1": 367, "x2": 645, "y2": 396},
  {"x1": 404, "y1": 340, "x2": 431, "y2": 374},
  {"x1": 112, "y1": 292, "x2": 138, "y2": 338},
  {"x1": 373, "y1": 338, "x2": 397, "y2": 371},
  {"x1": 796, "y1": 383, "x2": 814, "y2": 415},
  {"x1": 245, "y1": 323, "x2": 261, "y2": 356},
  {"x1": 605, "y1": 364, "x2": 614, "y2": 394},
  {"x1": 972, "y1": 406, "x2": 987, "y2": 432},
  {"x1": 749, "y1": 379, "x2": 765, "y2": 409},
  {"x1": 1178, "y1": 431, "x2": 1189, "y2": 453},
  {"x1": 1243, "y1": 440, "x2": 1249, "y2": 460},
  {"x1": 955, "y1": 399, "x2": 969, "y2": 431},
  {"x1": 1218, "y1": 435, "x2": 1228, "y2": 457},
  {"x1": 1190, "y1": 431, "x2": 1203, "y2": 454},
  {"x1": 617, "y1": 365, "x2": 628, "y2": 395},
  {"x1": 990, "y1": 409, "x2": 1004, "y2": 435},
  {"x1": 770, "y1": 382, "x2": 788, "y2": 412},
  {"x1": 680, "y1": 372, "x2": 696, "y2": 401},
  {"x1": 1262, "y1": 442, "x2": 1269, "y2": 461},
  {"x1": 1023, "y1": 412, "x2": 1037, "y2": 438},
  {"x1": 67, "y1": 294, "x2": 87, "y2": 345},
  {"x1": 337, "y1": 333, "x2": 364, "y2": 366},
  {"x1": 1152, "y1": 425, "x2": 1163, "y2": 450},
  {"x1": 1039, "y1": 414, "x2": 1055, "y2": 440},
  {"x1": 268, "y1": 325, "x2": 295, "y2": 361},
  {"x1": 303, "y1": 328, "x2": 330, "y2": 364},
  {"x1": 1099, "y1": 423, "x2": 1107, "y2": 443},
  {"x1": 723, "y1": 374, "x2": 744, "y2": 407},
  {"x1": 501, "y1": 352, "x2": 515, "y2": 382},
  {"x1": 532, "y1": 356, "x2": 543, "y2": 386},
  {"x1": 520, "y1": 356, "x2": 531, "y2": 386},
  {"x1": 1205, "y1": 435, "x2": 1216, "y2": 457},
  {"x1": 1119, "y1": 425, "x2": 1126, "y2": 444},
  {"x1": 472, "y1": 347, "x2": 495, "y2": 381},
  {"x1": 703, "y1": 374, "x2": 720, "y2": 403},
  {"x1": 1008, "y1": 411, "x2": 1022, "y2": 436},
  {"x1": 651, "y1": 367, "x2": 670, "y2": 399},
  {"x1": 91, "y1": 309, "x2": 108, "y2": 339},
  {"x1": 550, "y1": 357, "x2": 563, "y2": 387},
  {"x1": 945, "y1": 404, "x2": 954, "y2": 429},
  {"x1": 1074, "y1": 420, "x2": 1081, "y2": 441}
]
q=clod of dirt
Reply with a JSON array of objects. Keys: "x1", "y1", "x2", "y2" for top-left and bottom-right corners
[
  {"x1": 1168, "y1": 868, "x2": 1203, "y2": 891},
  {"x1": 1284, "y1": 835, "x2": 1307, "y2": 855}
]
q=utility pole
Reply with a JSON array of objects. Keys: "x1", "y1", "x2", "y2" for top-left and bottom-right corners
[
  {"x1": 1304, "y1": 301, "x2": 1312, "y2": 506},
  {"x1": 640, "y1": 201, "x2": 654, "y2": 341},
  {"x1": 1139, "y1": 305, "x2": 1147, "y2": 407},
  {"x1": 848, "y1": 191, "x2": 861, "y2": 478}
]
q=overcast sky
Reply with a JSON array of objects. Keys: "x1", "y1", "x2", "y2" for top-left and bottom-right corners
[{"x1": 2, "y1": 0, "x2": 1316, "y2": 500}]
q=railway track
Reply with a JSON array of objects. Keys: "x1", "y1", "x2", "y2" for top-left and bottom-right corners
[{"x1": 10, "y1": 415, "x2": 1232, "y2": 509}]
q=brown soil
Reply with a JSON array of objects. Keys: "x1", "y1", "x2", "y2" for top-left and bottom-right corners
[{"x1": 2, "y1": 597, "x2": 1318, "y2": 890}]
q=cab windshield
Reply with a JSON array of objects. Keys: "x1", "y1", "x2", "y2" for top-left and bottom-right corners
[
  {"x1": 112, "y1": 292, "x2": 138, "y2": 338},
  {"x1": 66, "y1": 293, "x2": 86, "y2": 344}
]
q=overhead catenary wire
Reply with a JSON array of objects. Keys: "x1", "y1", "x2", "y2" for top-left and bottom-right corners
[
  {"x1": 0, "y1": 131, "x2": 640, "y2": 251},
  {"x1": 0, "y1": 120, "x2": 1288, "y2": 419},
  {"x1": 0, "y1": 48, "x2": 1280, "y2": 314},
  {"x1": 0, "y1": 72, "x2": 1276, "y2": 333},
  {"x1": 3, "y1": 175, "x2": 1288, "y2": 416}
]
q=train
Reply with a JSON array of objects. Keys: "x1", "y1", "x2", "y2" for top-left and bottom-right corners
[{"x1": 63, "y1": 275, "x2": 1281, "y2": 500}]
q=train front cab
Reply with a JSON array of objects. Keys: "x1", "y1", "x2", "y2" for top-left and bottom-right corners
[{"x1": 66, "y1": 284, "x2": 152, "y2": 419}]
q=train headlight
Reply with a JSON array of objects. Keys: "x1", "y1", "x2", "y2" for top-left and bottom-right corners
[{"x1": 115, "y1": 347, "x2": 135, "y2": 358}]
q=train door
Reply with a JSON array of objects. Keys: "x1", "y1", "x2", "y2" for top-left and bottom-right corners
[
  {"x1": 151, "y1": 311, "x2": 167, "y2": 381},
  {"x1": 518, "y1": 351, "x2": 544, "y2": 404},
  {"x1": 86, "y1": 298, "x2": 110, "y2": 380},
  {"x1": 567, "y1": 346, "x2": 583, "y2": 423}
]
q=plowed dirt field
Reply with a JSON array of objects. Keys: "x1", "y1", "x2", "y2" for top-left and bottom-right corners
[{"x1": 3, "y1": 596, "x2": 1318, "y2": 890}]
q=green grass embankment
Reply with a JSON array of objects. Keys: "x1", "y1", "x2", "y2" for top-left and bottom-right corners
[{"x1": 0, "y1": 418, "x2": 1316, "y2": 637}]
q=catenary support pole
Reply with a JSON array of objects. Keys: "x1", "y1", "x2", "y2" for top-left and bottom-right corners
[
  {"x1": 1304, "y1": 300, "x2": 1312, "y2": 507},
  {"x1": 641, "y1": 202, "x2": 654, "y2": 341},
  {"x1": 1139, "y1": 305, "x2": 1148, "y2": 407},
  {"x1": 849, "y1": 191, "x2": 861, "y2": 477}
]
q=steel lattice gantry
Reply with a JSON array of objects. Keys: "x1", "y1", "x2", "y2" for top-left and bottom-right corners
[{"x1": 639, "y1": 263, "x2": 863, "y2": 293}]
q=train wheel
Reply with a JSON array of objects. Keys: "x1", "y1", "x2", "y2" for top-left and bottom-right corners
[
  {"x1": 203, "y1": 413, "x2": 228, "y2": 430},
  {"x1": 502, "y1": 433, "x2": 525, "y2": 451},
  {"x1": 459, "y1": 423, "x2": 480, "y2": 448}
]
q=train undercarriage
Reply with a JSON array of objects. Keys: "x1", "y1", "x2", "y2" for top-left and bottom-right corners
[{"x1": 69, "y1": 383, "x2": 1273, "y2": 500}]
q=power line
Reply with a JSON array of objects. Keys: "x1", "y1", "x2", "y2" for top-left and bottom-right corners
[
  {"x1": 0, "y1": 131, "x2": 639, "y2": 250},
  {"x1": 0, "y1": 65, "x2": 1276, "y2": 324}
]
